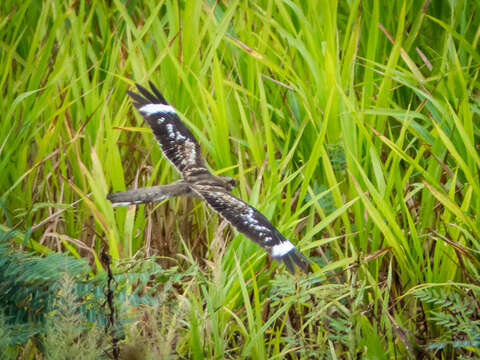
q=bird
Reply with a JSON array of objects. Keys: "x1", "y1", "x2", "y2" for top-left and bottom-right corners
[{"x1": 108, "y1": 82, "x2": 310, "y2": 273}]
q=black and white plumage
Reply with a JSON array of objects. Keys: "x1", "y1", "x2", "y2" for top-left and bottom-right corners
[{"x1": 109, "y1": 82, "x2": 309, "y2": 273}]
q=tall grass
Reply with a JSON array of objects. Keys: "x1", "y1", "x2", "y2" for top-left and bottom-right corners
[{"x1": 1, "y1": 0, "x2": 479, "y2": 358}]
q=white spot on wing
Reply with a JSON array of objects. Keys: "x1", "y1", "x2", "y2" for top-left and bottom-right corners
[
  {"x1": 186, "y1": 141, "x2": 196, "y2": 165},
  {"x1": 165, "y1": 123, "x2": 187, "y2": 142},
  {"x1": 241, "y1": 207, "x2": 271, "y2": 238},
  {"x1": 139, "y1": 103, "x2": 175, "y2": 115},
  {"x1": 271, "y1": 241, "x2": 295, "y2": 257},
  {"x1": 166, "y1": 123, "x2": 175, "y2": 138},
  {"x1": 176, "y1": 133, "x2": 186, "y2": 141}
]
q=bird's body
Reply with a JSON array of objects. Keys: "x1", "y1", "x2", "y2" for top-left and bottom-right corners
[{"x1": 108, "y1": 82, "x2": 309, "y2": 273}]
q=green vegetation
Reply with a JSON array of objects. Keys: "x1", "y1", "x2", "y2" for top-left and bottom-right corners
[{"x1": 1, "y1": 0, "x2": 479, "y2": 358}]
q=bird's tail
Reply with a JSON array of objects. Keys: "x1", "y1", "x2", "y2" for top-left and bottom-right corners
[{"x1": 106, "y1": 188, "x2": 166, "y2": 207}]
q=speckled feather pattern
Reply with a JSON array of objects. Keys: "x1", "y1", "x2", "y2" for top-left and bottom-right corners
[{"x1": 126, "y1": 82, "x2": 309, "y2": 273}]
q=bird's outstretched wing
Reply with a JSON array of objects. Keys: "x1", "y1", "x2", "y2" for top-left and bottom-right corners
[
  {"x1": 127, "y1": 82, "x2": 208, "y2": 176},
  {"x1": 190, "y1": 183, "x2": 310, "y2": 273},
  {"x1": 125, "y1": 82, "x2": 309, "y2": 273}
]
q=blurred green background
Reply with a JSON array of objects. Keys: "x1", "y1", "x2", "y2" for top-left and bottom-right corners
[{"x1": 1, "y1": 0, "x2": 479, "y2": 358}]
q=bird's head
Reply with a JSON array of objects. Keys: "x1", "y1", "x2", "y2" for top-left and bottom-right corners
[{"x1": 219, "y1": 176, "x2": 236, "y2": 192}]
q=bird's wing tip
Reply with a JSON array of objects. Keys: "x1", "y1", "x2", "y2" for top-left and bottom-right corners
[{"x1": 279, "y1": 248, "x2": 311, "y2": 274}]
